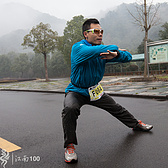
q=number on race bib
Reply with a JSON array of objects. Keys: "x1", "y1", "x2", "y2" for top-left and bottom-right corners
[{"x1": 88, "y1": 84, "x2": 104, "y2": 101}]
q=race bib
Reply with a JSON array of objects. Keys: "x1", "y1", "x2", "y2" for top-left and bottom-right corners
[{"x1": 88, "y1": 83, "x2": 104, "y2": 101}]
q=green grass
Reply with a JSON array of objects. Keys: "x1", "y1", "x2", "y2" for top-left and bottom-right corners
[{"x1": 156, "y1": 75, "x2": 168, "y2": 79}]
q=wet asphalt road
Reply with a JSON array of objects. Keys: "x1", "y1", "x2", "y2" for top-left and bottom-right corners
[{"x1": 0, "y1": 91, "x2": 168, "y2": 168}]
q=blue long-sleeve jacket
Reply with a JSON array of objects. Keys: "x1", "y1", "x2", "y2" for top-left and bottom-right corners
[{"x1": 65, "y1": 39, "x2": 132, "y2": 96}]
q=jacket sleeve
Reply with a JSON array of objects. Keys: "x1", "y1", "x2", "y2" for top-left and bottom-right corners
[
  {"x1": 71, "y1": 43, "x2": 118, "y2": 65},
  {"x1": 106, "y1": 50, "x2": 132, "y2": 63}
]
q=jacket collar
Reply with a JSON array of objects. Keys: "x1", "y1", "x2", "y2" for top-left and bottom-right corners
[{"x1": 81, "y1": 39, "x2": 92, "y2": 46}]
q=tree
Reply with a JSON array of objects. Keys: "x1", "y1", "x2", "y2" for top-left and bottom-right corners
[
  {"x1": 128, "y1": 1, "x2": 160, "y2": 77},
  {"x1": 126, "y1": 63, "x2": 139, "y2": 71},
  {"x1": 11, "y1": 54, "x2": 30, "y2": 78},
  {"x1": 0, "y1": 55, "x2": 11, "y2": 78},
  {"x1": 49, "y1": 51, "x2": 70, "y2": 77},
  {"x1": 137, "y1": 38, "x2": 153, "y2": 54},
  {"x1": 31, "y1": 53, "x2": 45, "y2": 78},
  {"x1": 159, "y1": 22, "x2": 168, "y2": 40},
  {"x1": 57, "y1": 15, "x2": 86, "y2": 66},
  {"x1": 22, "y1": 22, "x2": 58, "y2": 81}
]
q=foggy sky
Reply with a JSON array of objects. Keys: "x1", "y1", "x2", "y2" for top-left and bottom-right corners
[{"x1": 0, "y1": 0, "x2": 167, "y2": 20}]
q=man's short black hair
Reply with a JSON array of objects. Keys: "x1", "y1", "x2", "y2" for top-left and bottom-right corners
[{"x1": 82, "y1": 18, "x2": 100, "y2": 34}]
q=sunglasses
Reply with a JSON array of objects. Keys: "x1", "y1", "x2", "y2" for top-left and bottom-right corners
[{"x1": 86, "y1": 29, "x2": 104, "y2": 35}]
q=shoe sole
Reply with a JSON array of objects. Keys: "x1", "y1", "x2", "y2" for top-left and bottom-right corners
[
  {"x1": 133, "y1": 126, "x2": 153, "y2": 131},
  {"x1": 65, "y1": 159, "x2": 78, "y2": 163}
]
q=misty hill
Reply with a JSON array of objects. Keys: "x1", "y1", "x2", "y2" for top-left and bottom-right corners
[
  {"x1": 101, "y1": 2, "x2": 168, "y2": 52},
  {"x1": 0, "y1": 29, "x2": 33, "y2": 54},
  {"x1": 0, "y1": 3, "x2": 66, "y2": 37},
  {"x1": 0, "y1": 3, "x2": 66, "y2": 54},
  {"x1": 0, "y1": 2, "x2": 168, "y2": 54}
]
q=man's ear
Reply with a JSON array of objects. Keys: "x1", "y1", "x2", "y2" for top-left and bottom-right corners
[{"x1": 83, "y1": 31, "x2": 88, "y2": 39}]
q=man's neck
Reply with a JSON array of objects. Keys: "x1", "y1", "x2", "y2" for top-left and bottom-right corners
[{"x1": 85, "y1": 39, "x2": 101, "y2": 46}]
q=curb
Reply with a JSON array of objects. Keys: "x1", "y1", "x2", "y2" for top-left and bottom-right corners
[
  {"x1": 0, "y1": 89, "x2": 64, "y2": 94},
  {"x1": 1, "y1": 88, "x2": 168, "y2": 100},
  {"x1": 107, "y1": 93, "x2": 168, "y2": 100}
]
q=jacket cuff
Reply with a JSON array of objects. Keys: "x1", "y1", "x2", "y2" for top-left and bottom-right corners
[{"x1": 115, "y1": 50, "x2": 120, "y2": 58}]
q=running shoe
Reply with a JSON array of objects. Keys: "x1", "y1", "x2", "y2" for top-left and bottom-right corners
[
  {"x1": 133, "y1": 120, "x2": 153, "y2": 131},
  {"x1": 65, "y1": 143, "x2": 78, "y2": 163}
]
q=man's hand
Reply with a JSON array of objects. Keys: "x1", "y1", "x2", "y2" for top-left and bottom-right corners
[
  {"x1": 119, "y1": 48, "x2": 127, "y2": 51},
  {"x1": 100, "y1": 50, "x2": 118, "y2": 60}
]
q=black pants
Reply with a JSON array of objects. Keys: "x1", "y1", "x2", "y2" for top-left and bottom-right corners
[{"x1": 62, "y1": 92, "x2": 138, "y2": 148}]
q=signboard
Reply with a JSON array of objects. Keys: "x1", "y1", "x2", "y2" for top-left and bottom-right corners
[{"x1": 148, "y1": 40, "x2": 168, "y2": 64}]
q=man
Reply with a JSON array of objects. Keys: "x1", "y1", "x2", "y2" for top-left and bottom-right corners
[{"x1": 62, "y1": 18, "x2": 153, "y2": 163}]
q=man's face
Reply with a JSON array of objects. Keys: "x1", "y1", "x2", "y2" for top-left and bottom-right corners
[{"x1": 83, "y1": 23, "x2": 103, "y2": 45}]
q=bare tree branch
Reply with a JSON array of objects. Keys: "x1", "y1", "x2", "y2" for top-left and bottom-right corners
[
  {"x1": 126, "y1": 0, "x2": 160, "y2": 78},
  {"x1": 127, "y1": 0, "x2": 160, "y2": 32}
]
